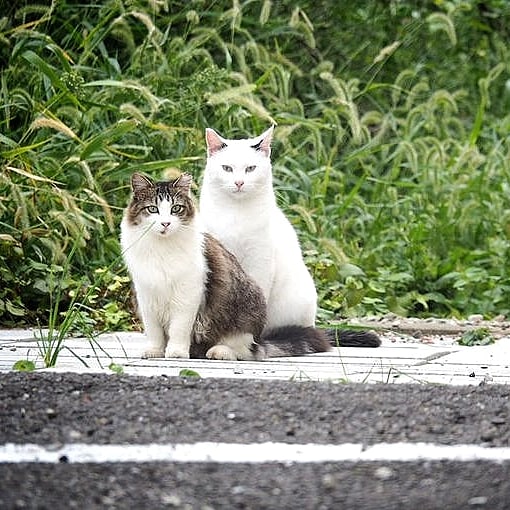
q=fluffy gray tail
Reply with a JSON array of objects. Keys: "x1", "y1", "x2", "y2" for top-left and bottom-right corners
[
  {"x1": 255, "y1": 325, "x2": 381, "y2": 358},
  {"x1": 326, "y1": 328, "x2": 381, "y2": 348},
  {"x1": 256, "y1": 325, "x2": 331, "y2": 358}
]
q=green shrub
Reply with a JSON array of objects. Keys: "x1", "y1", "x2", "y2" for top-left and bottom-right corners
[{"x1": 1, "y1": 0, "x2": 509, "y2": 329}]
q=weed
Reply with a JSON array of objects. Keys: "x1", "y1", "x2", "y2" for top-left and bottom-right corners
[
  {"x1": 109, "y1": 362, "x2": 125, "y2": 375},
  {"x1": 34, "y1": 235, "x2": 86, "y2": 367},
  {"x1": 458, "y1": 328, "x2": 495, "y2": 346},
  {"x1": 179, "y1": 369, "x2": 201, "y2": 379},
  {"x1": 12, "y1": 359, "x2": 36, "y2": 372}
]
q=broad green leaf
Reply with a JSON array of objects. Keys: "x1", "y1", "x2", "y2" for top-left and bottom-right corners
[
  {"x1": 458, "y1": 329, "x2": 495, "y2": 347},
  {"x1": 80, "y1": 120, "x2": 137, "y2": 160},
  {"x1": 179, "y1": 369, "x2": 201, "y2": 379},
  {"x1": 21, "y1": 50, "x2": 62, "y2": 88},
  {"x1": 109, "y1": 362, "x2": 124, "y2": 374},
  {"x1": 13, "y1": 360, "x2": 36, "y2": 372}
]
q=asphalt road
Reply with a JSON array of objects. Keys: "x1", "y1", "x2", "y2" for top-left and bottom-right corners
[{"x1": 1, "y1": 372, "x2": 510, "y2": 509}]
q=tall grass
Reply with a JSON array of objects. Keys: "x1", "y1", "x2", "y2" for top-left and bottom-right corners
[{"x1": 1, "y1": 0, "x2": 509, "y2": 329}]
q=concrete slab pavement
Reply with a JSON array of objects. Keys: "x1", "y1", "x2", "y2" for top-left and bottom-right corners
[{"x1": 1, "y1": 327, "x2": 509, "y2": 385}]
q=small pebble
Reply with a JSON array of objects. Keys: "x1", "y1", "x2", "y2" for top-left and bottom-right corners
[
  {"x1": 46, "y1": 408, "x2": 57, "y2": 418},
  {"x1": 160, "y1": 494, "x2": 182, "y2": 506},
  {"x1": 322, "y1": 474, "x2": 336, "y2": 489},
  {"x1": 68, "y1": 430, "x2": 82, "y2": 439},
  {"x1": 374, "y1": 466, "x2": 394, "y2": 480},
  {"x1": 468, "y1": 496, "x2": 488, "y2": 506},
  {"x1": 480, "y1": 427, "x2": 496, "y2": 442}
]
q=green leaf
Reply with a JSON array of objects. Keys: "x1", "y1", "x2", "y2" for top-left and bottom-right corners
[
  {"x1": 179, "y1": 368, "x2": 201, "y2": 379},
  {"x1": 123, "y1": 157, "x2": 202, "y2": 174},
  {"x1": 80, "y1": 120, "x2": 137, "y2": 160},
  {"x1": 338, "y1": 263, "x2": 365, "y2": 278},
  {"x1": 21, "y1": 50, "x2": 63, "y2": 89},
  {"x1": 458, "y1": 328, "x2": 495, "y2": 347},
  {"x1": 13, "y1": 360, "x2": 36, "y2": 372},
  {"x1": 108, "y1": 362, "x2": 124, "y2": 374},
  {"x1": 6, "y1": 300, "x2": 26, "y2": 317}
]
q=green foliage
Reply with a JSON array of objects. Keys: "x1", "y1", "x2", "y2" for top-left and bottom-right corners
[
  {"x1": 34, "y1": 235, "x2": 91, "y2": 367},
  {"x1": 108, "y1": 362, "x2": 125, "y2": 374},
  {"x1": 1, "y1": 0, "x2": 509, "y2": 329},
  {"x1": 68, "y1": 266, "x2": 134, "y2": 331},
  {"x1": 12, "y1": 359, "x2": 36, "y2": 372},
  {"x1": 458, "y1": 328, "x2": 495, "y2": 346},
  {"x1": 179, "y1": 368, "x2": 201, "y2": 379}
]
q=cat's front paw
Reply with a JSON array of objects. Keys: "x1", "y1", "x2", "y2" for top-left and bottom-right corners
[
  {"x1": 141, "y1": 348, "x2": 164, "y2": 359},
  {"x1": 165, "y1": 346, "x2": 190, "y2": 359}
]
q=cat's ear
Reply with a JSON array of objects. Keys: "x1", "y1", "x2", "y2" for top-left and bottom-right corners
[
  {"x1": 251, "y1": 125, "x2": 274, "y2": 157},
  {"x1": 205, "y1": 128, "x2": 228, "y2": 157},
  {"x1": 174, "y1": 173, "x2": 193, "y2": 195},
  {"x1": 131, "y1": 173, "x2": 153, "y2": 195}
]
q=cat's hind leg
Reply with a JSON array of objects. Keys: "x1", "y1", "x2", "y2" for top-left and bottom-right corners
[{"x1": 206, "y1": 333, "x2": 255, "y2": 361}]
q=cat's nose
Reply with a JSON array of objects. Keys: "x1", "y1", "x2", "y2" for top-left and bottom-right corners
[
  {"x1": 161, "y1": 222, "x2": 171, "y2": 228},
  {"x1": 235, "y1": 180, "x2": 244, "y2": 190}
]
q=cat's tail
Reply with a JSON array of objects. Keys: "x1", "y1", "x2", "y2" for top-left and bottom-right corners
[
  {"x1": 326, "y1": 328, "x2": 381, "y2": 348},
  {"x1": 257, "y1": 325, "x2": 331, "y2": 358},
  {"x1": 256, "y1": 325, "x2": 380, "y2": 359}
]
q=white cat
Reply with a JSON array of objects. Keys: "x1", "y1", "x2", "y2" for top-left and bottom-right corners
[
  {"x1": 200, "y1": 125, "x2": 317, "y2": 331},
  {"x1": 199, "y1": 126, "x2": 381, "y2": 348}
]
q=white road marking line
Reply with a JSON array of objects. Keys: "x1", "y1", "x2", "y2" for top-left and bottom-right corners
[{"x1": 1, "y1": 442, "x2": 510, "y2": 464}]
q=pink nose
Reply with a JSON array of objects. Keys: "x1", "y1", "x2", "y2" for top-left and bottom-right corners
[
  {"x1": 235, "y1": 180, "x2": 244, "y2": 189},
  {"x1": 161, "y1": 222, "x2": 171, "y2": 228}
]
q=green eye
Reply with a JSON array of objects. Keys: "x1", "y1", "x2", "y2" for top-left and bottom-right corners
[
  {"x1": 146, "y1": 205, "x2": 158, "y2": 213},
  {"x1": 222, "y1": 165, "x2": 233, "y2": 173},
  {"x1": 171, "y1": 204, "x2": 184, "y2": 214},
  {"x1": 246, "y1": 165, "x2": 256, "y2": 173}
]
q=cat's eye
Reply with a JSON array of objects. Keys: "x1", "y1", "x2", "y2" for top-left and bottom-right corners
[
  {"x1": 222, "y1": 165, "x2": 233, "y2": 173},
  {"x1": 171, "y1": 204, "x2": 184, "y2": 214},
  {"x1": 146, "y1": 205, "x2": 159, "y2": 214},
  {"x1": 245, "y1": 165, "x2": 256, "y2": 173}
]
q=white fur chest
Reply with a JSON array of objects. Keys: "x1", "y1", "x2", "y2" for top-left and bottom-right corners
[
  {"x1": 120, "y1": 219, "x2": 206, "y2": 303},
  {"x1": 200, "y1": 190, "x2": 275, "y2": 259}
]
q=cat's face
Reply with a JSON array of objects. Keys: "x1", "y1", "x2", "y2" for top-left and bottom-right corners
[
  {"x1": 126, "y1": 173, "x2": 195, "y2": 237},
  {"x1": 204, "y1": 126, "x2": 274, "y2": 199}
]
